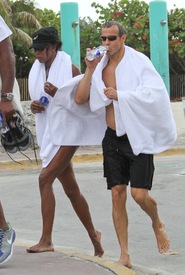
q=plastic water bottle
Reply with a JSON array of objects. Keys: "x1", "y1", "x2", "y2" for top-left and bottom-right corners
[
  {"x1": 39, "y1": 96, "x2": 49, "y2": 107},
  {"x1": 86, "y1": 46, "x2": 108, "y2": 61},
  {"x1": 0, "y1": 112, "x2": 9, "y2": 134}
]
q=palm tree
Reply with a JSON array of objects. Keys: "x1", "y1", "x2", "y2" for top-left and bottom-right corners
[
  {"x1": 0, "y1": 0, "x2": 42, "y2": 47},
  {"x1": 0, "y1": 0, "x2": 43, "y2": 77}
]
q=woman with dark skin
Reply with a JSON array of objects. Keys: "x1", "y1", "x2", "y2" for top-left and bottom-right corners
[{"x1": 27, "y1": 27, "x2": 104, "y2": 256}]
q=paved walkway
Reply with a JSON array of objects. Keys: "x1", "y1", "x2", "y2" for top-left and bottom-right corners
[{"x1": 1, "y1": 246, "x2": 135, "y2": 275}]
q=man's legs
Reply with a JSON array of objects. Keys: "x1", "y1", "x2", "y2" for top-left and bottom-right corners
[
  {"x1": 131, "y1": 188, "x2": 170, "y2": 254},
  {"x1": 111, "y1": 185, "x2": 132, "y2": 268},
  {"x1": 58, "y1": 162, "x2": 104, "y2": 257}
]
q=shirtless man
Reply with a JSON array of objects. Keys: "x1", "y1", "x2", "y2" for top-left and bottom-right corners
[{"x1": 75, "y1": 21, "x2": 176, "y2": 268}]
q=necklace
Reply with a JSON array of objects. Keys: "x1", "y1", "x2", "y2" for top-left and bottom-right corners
[{"x1": 45, "y1": 66, "x2": 50, "y2": 80}]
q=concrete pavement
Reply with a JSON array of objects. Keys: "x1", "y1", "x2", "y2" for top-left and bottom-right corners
[
  {"x1": 1, "y1": 155, "x2": 185, "y2": 275},
  {"x1": 0, "y1": 246, "x2": 128, "y2": 275},
  {"x1": 0, "y1": 101, "x2": 185, "y2": 275}
]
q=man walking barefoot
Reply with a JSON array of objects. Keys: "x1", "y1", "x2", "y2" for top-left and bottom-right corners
[{"x1": 75, "y1": 20, "x2": 176, "y2": 267}]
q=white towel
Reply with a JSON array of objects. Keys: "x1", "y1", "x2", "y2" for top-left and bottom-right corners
[
  {"x1": 29, "y1": 51, "x2": 72, "y2": 146},
  {"x1": 49, "y1": 45, "x2": 177, "y2": 156},
  {"x1": 49, "y1": 75, "x2": 106, "y2": 146},
  {"x1": 90, "y1": 46, "x2": 177, "y2": 155},
  {"x1": 29, "y1": 51, "x2": 72, "y2": 167}
]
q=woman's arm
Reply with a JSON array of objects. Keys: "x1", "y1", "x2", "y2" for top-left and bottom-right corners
[{"x1": 72, "y1": 64, "x2": 81, "y2": 77}]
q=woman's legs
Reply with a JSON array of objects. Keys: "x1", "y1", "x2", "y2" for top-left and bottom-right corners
[
  {"x1": 26, "y1": 146, "x2": 103, "y2": 256},
  {"x1": 26, "y1": 146, "x2": 78, "y2": 253},
  {"x1": 58, "y1": 162, "x2": 104, "y2": 256}
]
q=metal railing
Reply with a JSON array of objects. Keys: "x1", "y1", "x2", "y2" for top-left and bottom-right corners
[
  {"x1": 17, "y1": 76, "x2": 185, "y2": 101},
  {"x1": 170, "y1": 74, "x2": 185, "y2": 99},
  {"x1": 17, "y1": 78, "x2": 30, "y2": 101}
]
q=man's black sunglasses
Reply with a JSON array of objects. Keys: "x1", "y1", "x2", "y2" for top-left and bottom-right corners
[{"x1": 100, "y1": 35, "x2": 118, "y2": 41}]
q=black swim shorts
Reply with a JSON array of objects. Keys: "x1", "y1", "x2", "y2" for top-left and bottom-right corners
[{"x1": 102, "y1": 127, "x2": 155, "y2": 190}]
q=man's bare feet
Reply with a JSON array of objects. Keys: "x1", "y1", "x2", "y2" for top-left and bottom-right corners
[
  {"x1": 91, "y1": 230, "x2": 104, "y2": 257},
  {"x1": 153, "y1": 221, "x2": 170, "y2": 254},
  {"x1": 26, "y1": 241, "x2": 54, "y2": 253},
  {"x1": 118, "y1": 254, "x2": 132, "y2": 269}
]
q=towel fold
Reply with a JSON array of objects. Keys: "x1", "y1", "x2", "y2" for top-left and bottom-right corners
[{"x1": 50, "y1": 75, "x2": 106, "y2": 146}]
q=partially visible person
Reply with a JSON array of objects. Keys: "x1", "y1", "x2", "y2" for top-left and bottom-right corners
[
  {"x1": 75, "y1": 21, "x2": 177, "y2": 268},
  {"x1": 27, "y1": 26, "x2": 104, "y2": 256},
  {"x1": 0, "y1": 15, "x2": 16, "y2": 265}
]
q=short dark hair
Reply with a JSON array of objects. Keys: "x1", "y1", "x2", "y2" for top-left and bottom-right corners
[{"x1": 102, "y1": 21, "x2": 126, "y2": 37}]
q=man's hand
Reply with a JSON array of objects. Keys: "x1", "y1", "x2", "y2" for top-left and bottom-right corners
[
  {"x1": 104, "y1": 87, "x2": 118, "y2": 100},
  {"x1": 0, "y1": 100, "x2": 16, "y2": 128},
  {"x1": 85, "y1": 48, "x2": 102, "y2": 70}
]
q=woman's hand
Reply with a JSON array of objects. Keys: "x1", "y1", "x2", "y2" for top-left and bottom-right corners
[
  {"x1": 44, "y1": 82, "x2": 57, "y2": 97},
  {"x1": 30, "y1": 100, "x2": 46, "y2": 114}
]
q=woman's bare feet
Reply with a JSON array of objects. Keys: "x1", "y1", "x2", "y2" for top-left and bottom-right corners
[
  {"x1": 26, "y1": 241, "x2": 54, "y2": 253},
  {"x1": 153, "y1": 221, "x2": 170, "y2": 254},
  {"x1": 118, "y1": 254, "x2": 132, "y2": 269},
  {"x1": 91, "y1": 230, "x2": 104, "y2": 257}
]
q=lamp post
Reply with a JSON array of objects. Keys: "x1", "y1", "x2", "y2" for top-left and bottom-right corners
[{"x1": 149, "y1": 0, "x2": 170, "y2": 95}]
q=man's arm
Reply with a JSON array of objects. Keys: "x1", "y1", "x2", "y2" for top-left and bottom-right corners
[
  {"x1": 0, "y1": 36, "x2": 16, "y2": 123},
  {"x1": 0, "y1": 37, "x2": 15, "y2": 93},
  {"x1": 75, "y1": 56, "x2": 100, "y2": 104}
]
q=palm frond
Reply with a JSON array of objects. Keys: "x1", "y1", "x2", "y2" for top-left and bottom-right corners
[
  {"x1": 13, "y1": 11, "x2": 42, "y2": 29},
  {"x1": 12, "y1": 27, "x2": 32, "y2": 47},
  {"x1": 0, "y1": 0, "x2": 13, "y2": 27}
]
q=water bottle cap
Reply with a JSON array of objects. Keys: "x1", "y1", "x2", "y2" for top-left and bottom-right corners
[{"x1": 97, "y1": 45, "x2": 108, "y2": 51}]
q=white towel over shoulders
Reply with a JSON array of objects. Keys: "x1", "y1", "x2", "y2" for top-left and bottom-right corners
[
  {"x1": 90, "y1": 46, "x2": 177, "y2": 155},
  {"x1": 29, "y1": 51, "x2": 73, "y2": 167},
  {"x1": 49, "y1": 45, "x2": 177, "y2": 156}
]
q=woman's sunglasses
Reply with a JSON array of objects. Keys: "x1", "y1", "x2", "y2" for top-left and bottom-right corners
[
  {"x1": 100, "y1": 35, "x2": 118, "y2": 41},
  {"x1": 33, "y1": 47, "x2": 48, "y2": 52}
]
